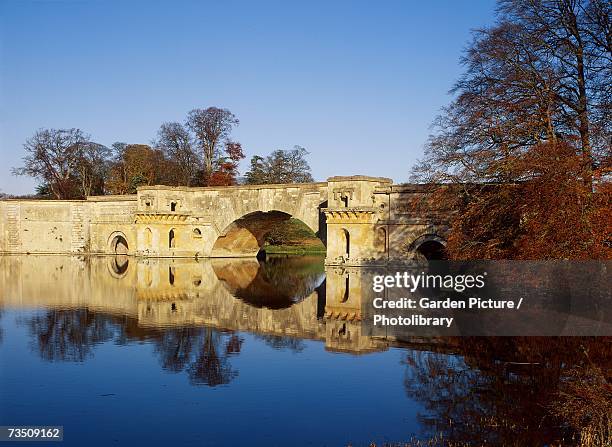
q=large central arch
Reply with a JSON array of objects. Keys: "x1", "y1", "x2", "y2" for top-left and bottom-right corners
[
  {"x1": 211, "y1": 210, "x2": 325, "y2": 258},
  {"x1": 211, "y1": 211, "x2": 293, "y2": 257}
]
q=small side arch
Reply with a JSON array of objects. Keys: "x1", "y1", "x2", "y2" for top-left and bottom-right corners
[
  {"x1": 144, "y1": 227, "x2": 153, "y2": 248},
  {"x1": 341, "y1": 228, "x2": 351, "y2": 258},
  {"x1": 409, "y1": 234, "x2": 447, "y2": 260},
  {"x1": 108, "y1": 231, "x2": 130, "y2": 255}
]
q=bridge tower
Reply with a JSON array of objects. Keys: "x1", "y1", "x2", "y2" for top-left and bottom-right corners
[{"x1": 323, "y1": 176, "x2": 392, "y2": 266}]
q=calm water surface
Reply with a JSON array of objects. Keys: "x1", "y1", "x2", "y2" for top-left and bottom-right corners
[{"x1": 0, "y1": 255, "x2": 603, "y2": 446}]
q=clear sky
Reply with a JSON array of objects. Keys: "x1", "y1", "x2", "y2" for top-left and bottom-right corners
[{"x1": 0, "y1": 0, "x2": 496, "y2": 195}]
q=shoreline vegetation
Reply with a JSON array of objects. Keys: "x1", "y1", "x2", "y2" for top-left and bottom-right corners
[{"x1": 262, "y1": 245, "x2": 326, "y2": 255}]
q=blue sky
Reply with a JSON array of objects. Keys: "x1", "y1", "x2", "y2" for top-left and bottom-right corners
[{"x1": 0, "y1": 0, "x2": 496, "y2": 194}]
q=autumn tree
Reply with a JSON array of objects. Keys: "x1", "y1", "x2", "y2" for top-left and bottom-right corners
[
  {"x1": 412, "y1": 0, "x2": 611, "y2": 260},
  {"x1": 155, "y1": 122, "x2": 200, "y2": 186},
  {"x1": 207, "y1": 141, "x2": 244, "y2": 186},
  {"x1": 186, "y1": 107, "x2": 239, "y2": 185},
  {"x1": 106, "y1": 143, "x2": 167, "y2": 194},
  {"x1": 245, "y1": 146, "x2": 314, "y2": 184}
]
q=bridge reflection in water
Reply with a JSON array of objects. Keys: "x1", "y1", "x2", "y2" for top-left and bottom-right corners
[
  {"x1": 0, "y1": 255, "x2": 608, "y2": 446},
  {"x1": 0, "y1": 254, "x2": 386, "y2": 355}
]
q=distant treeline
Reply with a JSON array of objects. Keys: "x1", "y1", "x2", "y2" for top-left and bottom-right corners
[{"x1": 10, "y1": 106, "x2": 314, "y2": 199}]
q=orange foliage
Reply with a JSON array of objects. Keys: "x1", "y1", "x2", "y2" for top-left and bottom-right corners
[{"x1": 444, "y1": 142, "x2": 611, "y2": 260}]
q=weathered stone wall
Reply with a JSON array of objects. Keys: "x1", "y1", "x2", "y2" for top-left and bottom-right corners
[{"x1": 0, "y1": 200, "x2": 91, "y2": 254}]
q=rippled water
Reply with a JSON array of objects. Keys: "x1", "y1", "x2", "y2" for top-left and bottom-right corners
[{"x1": 0, "y1": 255, "x2": 607, "y2": 446}]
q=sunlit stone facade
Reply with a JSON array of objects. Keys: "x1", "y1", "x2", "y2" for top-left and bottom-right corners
[{"x1": 0, "y1": 176, "x2": 449, "y2": 264}]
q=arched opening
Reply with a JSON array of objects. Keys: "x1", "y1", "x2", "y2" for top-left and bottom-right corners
[
  {"x1": 411, "y1": 235, "x2": 447, "y2": 261},
  {"x1": 169, "y1": 229, "x2": 176, "y2": 249},
  {"x1": 144, "y1": 228, "x2": 153, "y2": 248},
  {"x1": 169, "y1": 266, "x2": 175, "y2": 285},
  {"x1": 211, "y1": 211, "x2": 324, "y2": 258},
  {"x1": 376, "y1": 227, "x2": 387, "y2": 252},
  {"x1": 144, "y1": 266, "x2": 153, "y2": 287},
  {"x1": 341, "y1": 229, "x2": 350, "y2": 258},
  {"x1": 341, "y1": 275, "x2": 350, "y2": 303},
  {"x1": 193, "y1": 228, "x2": 202, "y2": 237},
  {"x1": 417, "y1": 240, "x2": 447, "y2": 260},
  {"x1": 170, "y1": 202, "x2": 177, "y2": 212},
  {"x1": 110, "y1": 233, "x2": 129, "y2": 255}
]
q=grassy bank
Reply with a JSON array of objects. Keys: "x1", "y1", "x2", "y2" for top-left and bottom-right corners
[
  {"x1": 262, "y1": 244, "x2": 326, "y2": 255},
  {"x1": 263, "y1": 218, "x2": 325, "y2": 254}
]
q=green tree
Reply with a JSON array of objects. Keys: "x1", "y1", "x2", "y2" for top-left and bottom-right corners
[
  {"x1": 245, "y1": 146, "x2": 314, "y2": 184},
  {"x1": 244, "y1": 155, "x2": 267, "y2": 184}
]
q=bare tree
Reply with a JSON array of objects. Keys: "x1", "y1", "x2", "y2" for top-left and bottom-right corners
[
  {"x1": 414, "y1": 0, "x2": 611, "y2": 186},
  {"x1": 186, "y1": 107, "x2": 239, "y2": 184},
  {"x1": 498, "y1": 0, "x2": 611, "y2": 182},
  {"x1": 76, "y1": 142, "x2": 111, "y2": 196},
  {"x1": 411, "y1": 0, "x2": 611, "y2": 260},
  {"x1": 155, "y1": 122, "x2": 200, "y2": 186},
  {"x1": 13, "y1": 128, "x2": 89, "y2": 199}
]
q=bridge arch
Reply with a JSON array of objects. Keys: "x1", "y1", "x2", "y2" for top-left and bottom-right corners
[
  {"x1": 409, "y1": 234, "x2": 447, "y2": 260},
  {"x1": 211, "y1": 210, "x2": 323, "y2": 257}
]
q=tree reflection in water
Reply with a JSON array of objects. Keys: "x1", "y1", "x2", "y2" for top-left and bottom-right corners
[
  {"x1": 255, "y1": 334, "x2": 306, "y2": 353},
  {"x1": 8, "y1": 254, "x2": 609, "y2": 443},
  {"x1": 186, "y1": 329, "x2": 241, "y2": 386},
  {"x1": 154, "y1": 327, "x2": 201, "y2": 372},
  {"x1": 22, "y1": 309, "x2": 243, "y2": 387},
  {"x1": 150, "y1": 325, "x2": 242, "y2": 386},
  {"x1": 13, "y1": 255, "x2": 327, "y2": 387},
  {"x1": 24, "y1": 309, "x2": 116, "y2": 362},
  {"x1": 402, "y1": 337, "x2": 611, "y2": 445}
]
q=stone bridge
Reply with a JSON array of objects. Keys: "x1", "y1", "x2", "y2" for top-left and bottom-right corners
[{"x1": 0, "y1": 176, "x2": 450, "y2": 264}]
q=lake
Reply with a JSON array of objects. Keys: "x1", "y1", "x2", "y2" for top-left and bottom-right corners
[{"x1": 0, "y1": 255, "x2": 607, "y2": 446}]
